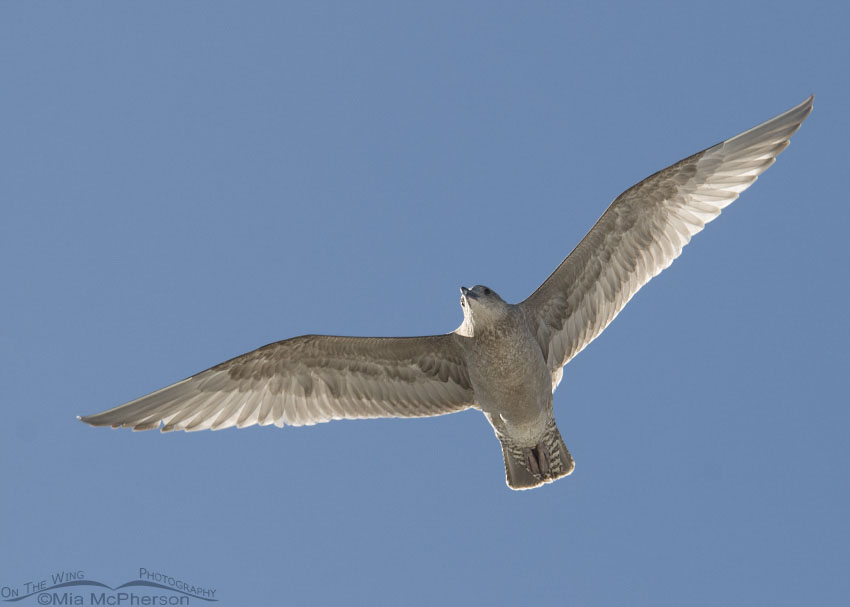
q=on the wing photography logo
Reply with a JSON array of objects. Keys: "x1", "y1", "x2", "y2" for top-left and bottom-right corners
[{"x1": 1, "y1": 569, "x2": 217, "y2": 605}]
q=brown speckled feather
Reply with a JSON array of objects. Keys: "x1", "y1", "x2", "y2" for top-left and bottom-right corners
[
  {"x1": 521, "y1": 96, "x2": 813, "y2": 385},
  {"x1": 79, "y1": 96, "x2": 813, "y2": 491},
  {"x1": 80, "y1": 334, "x2": 475, "y2": 432}
]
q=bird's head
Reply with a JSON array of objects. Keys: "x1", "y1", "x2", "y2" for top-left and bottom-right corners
[{"x1": 458, "y1": 285, "x2": 509, "y2": 335}]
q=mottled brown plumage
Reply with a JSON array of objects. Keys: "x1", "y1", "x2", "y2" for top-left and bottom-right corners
[{"x1": 80, "y1": 96, "x2": 812, "y2": 490}]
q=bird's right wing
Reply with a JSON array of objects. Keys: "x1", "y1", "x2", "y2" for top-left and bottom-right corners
[
  {"x1": 79, "y1": 334, "x2": 475, "y2": 432},
  {"x1": 520, "y1": 96, "x2": 813, "y2": 381}
]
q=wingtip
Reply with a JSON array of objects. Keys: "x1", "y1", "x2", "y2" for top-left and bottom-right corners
[
  {"x1": 787, "y1": 94, "x2": 814, "y2": 117},
  {"x1": 796, "y1": 94, "x2": 814, "y2": 116},
  {"x1": 78, "y1": 413, "x2": 112, "y2": 427},
  {"x1": 790, "y1": 94, "x2": 815, "y2": 129},
  {"x1": 78, "y1": 414, "x2": 104, "y2": 427}
]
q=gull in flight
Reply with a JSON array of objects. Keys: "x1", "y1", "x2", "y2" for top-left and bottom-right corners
[{"x1": 80, "y1": 96, "x2": 813, "y2": 490}]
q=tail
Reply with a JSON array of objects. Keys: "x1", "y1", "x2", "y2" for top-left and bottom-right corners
[{"x1": 499, "y1": 421, "x2": 575, "y2": 490}]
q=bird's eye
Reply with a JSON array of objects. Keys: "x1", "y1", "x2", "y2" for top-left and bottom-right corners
[{"x1": 484, "y1": 288, "x2": 491, "y2": 295}]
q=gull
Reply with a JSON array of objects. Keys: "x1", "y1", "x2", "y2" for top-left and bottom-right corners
[{"x1": 80, "y1": 96, "x2": 813, "y2": 490}]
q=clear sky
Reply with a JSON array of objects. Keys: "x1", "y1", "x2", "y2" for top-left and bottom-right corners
[{"x1": 2, "y1": 2, "x2": 847, "y2": 605}]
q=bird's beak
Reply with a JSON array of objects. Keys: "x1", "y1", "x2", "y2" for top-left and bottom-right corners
[{"x1": 460, "y1": 286, "x2": 470, "y2": 297}]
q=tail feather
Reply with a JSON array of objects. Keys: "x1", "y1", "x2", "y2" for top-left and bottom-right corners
[{"x1": 499, "y1": 421, "x2": 574, "y2": 490}]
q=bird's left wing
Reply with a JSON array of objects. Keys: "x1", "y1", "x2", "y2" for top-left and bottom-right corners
[
  {"x1": 79, "y1": 334, "x2": 475, "y2": 431},
  {"x1": 520, "y1": 96, "x2": 812, "y2": 384}
]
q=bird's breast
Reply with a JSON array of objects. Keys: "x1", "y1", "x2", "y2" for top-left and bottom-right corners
[{"x1": 465, "y1": 318, "x2": 552, "y2": 427}]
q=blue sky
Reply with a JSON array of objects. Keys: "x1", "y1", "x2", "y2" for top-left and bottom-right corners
[{"x1": 2, "y1": 2, "x2": 847, "y2": 605}]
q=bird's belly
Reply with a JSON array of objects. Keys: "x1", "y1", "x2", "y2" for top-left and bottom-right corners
[{"x1": 468, "y1": 343, "x2": 552, "y2": 432}]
